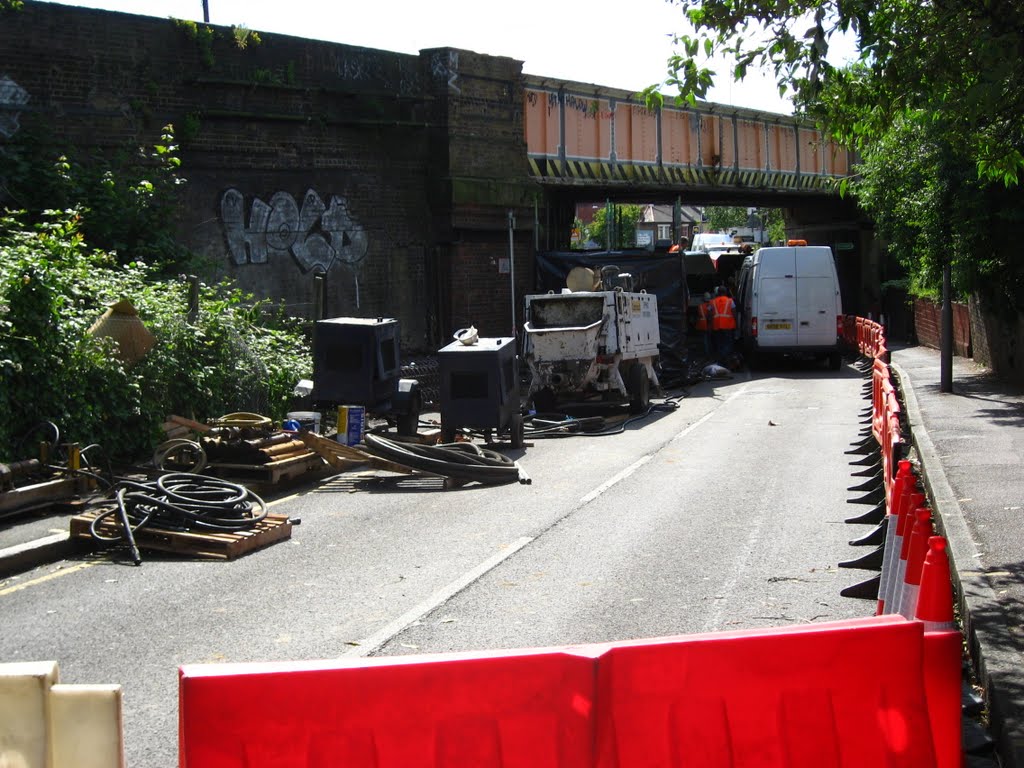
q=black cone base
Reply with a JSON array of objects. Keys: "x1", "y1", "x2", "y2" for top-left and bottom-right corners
[
  {"x1": 840, "y1": 574, "x2": 881, "y2": 600},
  {"x1": 849, "y1": 519, "x2": 887, "y2": 546},
  {"x1": 845, "y1": 503, "x2": 886, "y2": 525}
]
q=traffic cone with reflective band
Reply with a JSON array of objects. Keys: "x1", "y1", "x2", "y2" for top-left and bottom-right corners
[
  {"x1": 883, "y1": 490, "x2": 926, "y2": 614},
  {"x1": 887, "y1": 460, "x2": 914, "y2": 515},
  {"x1": 915, "y1": 537, "x2": 955, "y2": 631},
  {"x1": 874, "y1": 461, "x2": 913, "y2": 614},
  {"x1": 897, "y1": 508, "x2": 933, "y2": 619}
]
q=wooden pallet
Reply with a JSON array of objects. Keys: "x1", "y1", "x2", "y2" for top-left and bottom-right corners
[
  {"x1": 205, "y1": 451, "x2": 326, "y2": 484},
  {"x1": 70, "y1": 510, "x2": 293, "y2": 560}
]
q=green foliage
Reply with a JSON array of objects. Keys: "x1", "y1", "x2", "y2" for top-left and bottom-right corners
[
  {"x1": 1, "y1": 0, "x2": 24, "y2": 11},
  {"x1": 658, "y1": 0, "x2": 1024, "y2": 310},
  {"x1": 855, "y1": 113, "x2": 1024, "y2": 313},
  {"x1": 703, "y1": 206, "x2": 784, "y2": 244},
  {"x1": 589, "y1": 204, "x2": 643, "y2": 249},
  {"x1": 0, "y1": 123, "x2": 193, "y2": 274},
  {"x1": 232, "y1": 25, "x2": 261, "y2": 49},
  {"x1": 704, "y1": 206, "x2": 748, "y2": 231},
  {"x1": 173, "y1": 18, "x2": 216, "y2": 68},
  {"x1": 0, "y1": 211, "x2": 311, "y2": 463}
]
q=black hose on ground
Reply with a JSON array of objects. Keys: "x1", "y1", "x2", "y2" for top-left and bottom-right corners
[
  {"x1": 362, "y1": 433, "x2": 526, "y2": 485},
  {"x1": 89, "y1": 473, "x2": 268, "y2": 564}
]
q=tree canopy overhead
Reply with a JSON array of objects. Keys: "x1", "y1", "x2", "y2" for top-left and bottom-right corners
[
  {"x1": 651, "y1": 0, "x2": 1024, "y2": 187},
  {"x1": 647, "y1": 0, "x2": 1024, "y2": 316}
]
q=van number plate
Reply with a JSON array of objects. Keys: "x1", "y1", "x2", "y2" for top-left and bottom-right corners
[{"x1": 764, "y1": 322, "x2": 792, "y2": 330}]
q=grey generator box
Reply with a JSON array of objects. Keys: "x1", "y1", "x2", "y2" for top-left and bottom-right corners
[
  {"x1": 311, "y1": 317, "x2": 401, "y2": 407},
  {"x1": 438, "y1": 336, "x2": 523, "y2": 447}
]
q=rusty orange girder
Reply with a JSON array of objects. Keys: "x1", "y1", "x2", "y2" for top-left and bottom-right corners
[{"x1": 524, "y1": 78, "x2": 851, "y2": 192}]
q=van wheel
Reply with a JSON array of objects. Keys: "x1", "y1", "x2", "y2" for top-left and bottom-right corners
[
  {"x1": 628, "y1": 363, "x2": 650, "y2": 414},
  {"x1": 828, "y1": 351, "x2": 842, "y2": 371}
]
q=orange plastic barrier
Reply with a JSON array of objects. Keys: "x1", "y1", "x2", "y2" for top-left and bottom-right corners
[{"x1": 179, "y1": 617, "x2": 959, "y2": 768}]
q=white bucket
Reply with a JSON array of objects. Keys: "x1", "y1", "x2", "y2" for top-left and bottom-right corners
[{"x1": 286, "y1": 411, "x2": 321, "y2": 433}]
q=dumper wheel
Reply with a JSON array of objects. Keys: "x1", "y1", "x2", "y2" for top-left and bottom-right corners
[
  {"x1": 510, "y1": 412, "x2": 525, "y2": 449},
  {"x1": 628, "y1": 363, "x2": 651, "y2": 414}
]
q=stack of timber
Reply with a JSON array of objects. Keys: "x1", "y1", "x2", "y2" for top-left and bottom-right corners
[
  {"x1": 202, "y1": 430, "x2": 326, "y2": 484},
  {"x1": 70, "y1": 509, "x2": 293, "y2": 560}
]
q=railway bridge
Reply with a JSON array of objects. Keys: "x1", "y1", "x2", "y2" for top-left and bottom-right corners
[{"x1": 0, "y1": 2, "x2": 874, "y2": 347}]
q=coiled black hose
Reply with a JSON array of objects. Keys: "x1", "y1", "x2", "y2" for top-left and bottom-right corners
[
  {"x1": 90, "y1": 473, "x2": 268, "y2": 565},
  {"x1": 362, "y1": 433, "x2": 527, "y2": 486}
]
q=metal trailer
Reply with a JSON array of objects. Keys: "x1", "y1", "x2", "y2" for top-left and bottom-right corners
[{"x1": 522, "y1": 289, "x2": 661, "y2": 413}]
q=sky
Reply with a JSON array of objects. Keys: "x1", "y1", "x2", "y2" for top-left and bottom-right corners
[{"x1": 38, "y1": 0, "x2": 806, "y2": 115}]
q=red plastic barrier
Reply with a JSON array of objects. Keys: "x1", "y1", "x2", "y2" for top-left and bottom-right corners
[
  {"x1": 180, "y1": 617, "x2": 959, "y2": 768},
  {"x1": 595, "y1": 617, "x2": 942, "y2": 768},
  {"x1": 179, "y1": 648, "x2": 598, "y2": 768}
]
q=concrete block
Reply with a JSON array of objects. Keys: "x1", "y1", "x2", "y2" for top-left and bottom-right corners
[
  {"x1": 0, "y1": 660, "x2": 59, "y2": 768},
  {"x1": 49, "y1": 684, "x2": 125, "y2": 768}
]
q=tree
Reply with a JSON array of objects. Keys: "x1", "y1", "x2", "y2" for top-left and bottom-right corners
[
  {"x1": 588, "y1": 204, "x2": 643, "y2": 249},
  {"x1": 651, "y1": 0, "x2": 1024, "y2": 187},
  {"x1": 650, "y1": 0, "x2": 1024, "y2": 312},
  {"x1": 704, "y1": 206, "x2": 748, "y2": 232}
]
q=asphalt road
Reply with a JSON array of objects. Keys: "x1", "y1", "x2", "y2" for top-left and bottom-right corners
[{"x1": 0, "y1": 359, "x2": 871, "y2": 767}]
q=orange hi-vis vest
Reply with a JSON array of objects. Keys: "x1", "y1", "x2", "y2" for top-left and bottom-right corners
[
  {"x1": 696, "y1": 301, "x2": 711, "y2": 331},
  {"x1": 711, "y1": 295, "x2": 736, "y2": 331}
]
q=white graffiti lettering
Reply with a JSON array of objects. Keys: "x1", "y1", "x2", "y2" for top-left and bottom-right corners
[
  {"x1": 0, "y1": 76, "x2": 30, "y2": 139},
  {"x1": 220, "y1": 188, "x2": 368, "y2": 273},
  {"x1": 431, "y1": 51, "x2": 460, "y2": 94}
]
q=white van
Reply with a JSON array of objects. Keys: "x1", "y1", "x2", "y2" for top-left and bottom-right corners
[{"x1": 736, "y1": 244, "x2": 843, "y2": 369}]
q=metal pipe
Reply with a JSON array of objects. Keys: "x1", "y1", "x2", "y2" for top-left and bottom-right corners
[{"x1": 508, "y1": 210, "x2": 517, "y2": 339}]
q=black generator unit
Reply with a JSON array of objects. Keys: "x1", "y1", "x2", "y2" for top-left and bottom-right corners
[
  {"x1": 311, "y1": 317, "x2": 421, "y2": 435},
  {"x1": 438, "y1": 336, "x2": 524, "y2": 448}
]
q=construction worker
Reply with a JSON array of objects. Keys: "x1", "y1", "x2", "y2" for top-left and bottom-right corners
[
  {"x1": 710, "y1": 285, "x2": 737, "y2": 362},
  {"x1": 695, "y1": 292, "x2": 713, "y2": 357}
]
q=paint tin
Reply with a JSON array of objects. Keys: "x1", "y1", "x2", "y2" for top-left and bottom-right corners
[
  {"x1": 285, "y1": 411, "x2": 321, "y2": 433},
  {"x1": 336, "y1": 405, "x2": 366, "y2": 446}
]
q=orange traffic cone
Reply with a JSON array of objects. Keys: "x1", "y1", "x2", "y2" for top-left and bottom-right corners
[
  {"x1": 915, "y1": 536, "x2": 955, "y2": 632},
  {"x1": 897, "y1": 508, "x2": 933, "y2": 619},
  {"x1": 876, "y1": 461, "x2": 914, "y2": 614},
  {"x1": 881, "y1": 488, "x2": 924, "y2": 614}
]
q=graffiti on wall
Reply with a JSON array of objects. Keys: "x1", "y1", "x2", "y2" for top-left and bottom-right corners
[
  {"x1": 0, "y1": 76, "x2": 29, "y2": 140},
  {"x1": 220, "y1": 188, "x2": 368, "y2": 274},
  {"x1": 431, "y1": 50, "x2": 460, "y2": 94}
]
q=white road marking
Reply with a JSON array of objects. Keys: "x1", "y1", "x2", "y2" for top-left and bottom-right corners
[
  {"x1": 669, "y1": 382, "x2": 750, "y2": 446},
  {"x1": 579, "y1": 456, "x2": 653, "y2": 504},
  {"x1": 345, "y1": 536, "x2": 534, "y2": 657},
  {"x1": 577, "y1": 382, "x2": 751, "y2": 506}
]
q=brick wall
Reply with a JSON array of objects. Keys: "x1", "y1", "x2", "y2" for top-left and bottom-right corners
[
  {"x1": 1, "y1": 2, "x2": 535, "y2": 352},
  {"x1": 913, "y1": 299, "x2": 971, "y2": 357},
  {"x1": 969, "y1": 294, "x2": 1024, "y2": 383}
]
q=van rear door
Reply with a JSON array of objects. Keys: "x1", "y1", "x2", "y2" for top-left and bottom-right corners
[
  {"x1": 794, "y1": 248, "x2": 839, "y2": 346},
  {"x1": 756, "y1": 248, "x2": 798, "y2": 346}
]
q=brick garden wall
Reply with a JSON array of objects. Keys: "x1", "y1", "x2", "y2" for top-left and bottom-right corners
[{"x1": 913, "y1": 299, "x2": 971, "y2": 357}]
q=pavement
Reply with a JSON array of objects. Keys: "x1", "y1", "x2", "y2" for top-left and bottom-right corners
[
  {"x1": 891, "y1": 344, "x2": 1024, "y2": 768},
  {"x1": 1, "y1": 344, "x2": 1021, "y2": 765}
]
